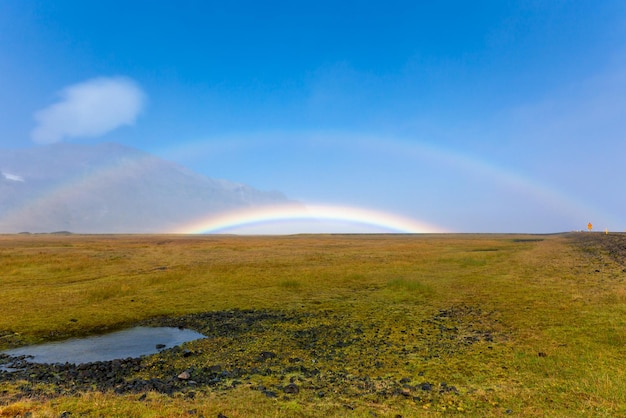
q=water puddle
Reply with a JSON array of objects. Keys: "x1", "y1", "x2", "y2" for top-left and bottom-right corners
[{"x1": 0, "y1": 326, "x2": 205, "y2": 365}]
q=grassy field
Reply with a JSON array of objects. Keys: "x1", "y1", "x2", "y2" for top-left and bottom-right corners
[{"x1": 1, "y1": 233, "x2": 625, "y2": 417}]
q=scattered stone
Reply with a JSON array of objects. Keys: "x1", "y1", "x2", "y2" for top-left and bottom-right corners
[
  {"x1": 419, "y1": 382, "x2": 433, "y2": 391},
  {"x1": 207, "y1": 364, "x2": 222, "y2": 373},
  {"x1": 283, "y1": 383, "x2": 299, "y2": 394},
  {"x1": 263, "y1": 390, "x2": 278, "y2": 398},
  {"x1": 258, "y1": 351, "x2": 277, "y2": 361},
  {"x1": 178, "y1": 371, "x2": 191, "y2": 380}
]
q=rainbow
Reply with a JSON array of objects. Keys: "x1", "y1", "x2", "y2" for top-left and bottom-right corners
[
  {"x1": 162, "y1": 133, "x2": 622, "y2": 231},
  {"x1": 172, "y1": 204, "x2": 445, "y2": 234}
]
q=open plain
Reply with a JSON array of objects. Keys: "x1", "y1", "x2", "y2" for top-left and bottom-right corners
[{"x1": 1, "y1": 233, "x2": 625, "y2": 417}]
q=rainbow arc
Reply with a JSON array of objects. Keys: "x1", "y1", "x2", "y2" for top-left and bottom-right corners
[{"x1": 172, "y1": 204, "x2": 444, "y2": 234}]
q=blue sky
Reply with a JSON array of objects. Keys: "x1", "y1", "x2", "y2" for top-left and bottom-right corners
[{"x1": 1, "y1": 1, "x2": 625, "y2": 232}]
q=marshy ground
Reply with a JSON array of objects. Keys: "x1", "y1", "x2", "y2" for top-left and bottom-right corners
[{"x1": 0, "y1": 233, "x2": 625, "y2": 416}]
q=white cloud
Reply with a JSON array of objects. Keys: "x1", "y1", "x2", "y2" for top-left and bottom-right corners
[
  {"x1": 1, "y1": 171, "x2": 25, "y2": 182},
  {"x1": 31, "y1": 77, "x2": 145, "y2": 144}
]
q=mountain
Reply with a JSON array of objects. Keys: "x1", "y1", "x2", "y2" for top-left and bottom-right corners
[{"x1": 0, "y1": 142, "x2": 289, "y2": 233}]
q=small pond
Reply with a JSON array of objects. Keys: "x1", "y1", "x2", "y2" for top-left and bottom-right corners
[{"x1": 1, "y1": 327, "x2": 205, "y2": 365}]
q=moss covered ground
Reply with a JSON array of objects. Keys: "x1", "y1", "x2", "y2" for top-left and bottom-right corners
[{"x1": 1, "y1": 233, "x2": 625, "y2": 417}]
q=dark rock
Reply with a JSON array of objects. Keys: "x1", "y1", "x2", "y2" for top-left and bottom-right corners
[
  {"x1": 283, "y1": 383, "x2": 299, "y2": 394},
  {"x1": 419, "y1": 382, "x2": 433, "y2": 391},
  {"x1": 538, "y1": 352, "x2": 547, "y2": 357},
  {"x1": 156, "y1": 344, "x2": 166, "y2": 349},
  {"x1": 207, "y1": 364, "x2": 222, "y2": 373},
  {"x1": 258, "y1": 351, "x2": 277, "y2": 361},
  {"x1": 263, "y1": 390, "x2": 277, "y2": 398}
]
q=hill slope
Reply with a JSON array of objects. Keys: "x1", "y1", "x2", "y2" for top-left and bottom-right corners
[{"x1": 0, "y1": 142, "x2": 288, "y2": 233}]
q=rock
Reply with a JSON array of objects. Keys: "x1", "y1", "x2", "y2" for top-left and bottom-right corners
[
  {"x1": 178, "y1": 371, "x2": 191, "y2": 380},
  {"x1": 156, "y1": 344, "x2": 166, "y2": 349},
  {"x1": 283, "y1": 383, "x2": 299, "y2": 394},
  {"x1": 207, "y1": 364, "x2": 222, "y2": 373},
  {"x1": 263, "y1": 390, "x2": 278, "y2": 398},
  {"x1": 258, "y1": 351, "x2": 276, "y2": 361},
  {"x1": 419, "y1": 382, "x2": 433, "y2": 391}
]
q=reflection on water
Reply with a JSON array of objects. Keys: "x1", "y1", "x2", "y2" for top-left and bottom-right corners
[{"x1": 1, "y1": 327, "x2": 205, "y2": 364}]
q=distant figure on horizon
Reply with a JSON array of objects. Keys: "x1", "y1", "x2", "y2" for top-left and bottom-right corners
[{"x1": 587, "y1": 222, "x2": 593, "y2": 232}]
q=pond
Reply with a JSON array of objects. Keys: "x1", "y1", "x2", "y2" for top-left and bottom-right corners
[{"x1": 1, "y1": 326, "x2": 205, "y2": 365}]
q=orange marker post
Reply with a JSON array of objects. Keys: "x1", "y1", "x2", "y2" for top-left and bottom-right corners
[{"x1": 587, "y1": 222, "x2": 593, "y2": 232}]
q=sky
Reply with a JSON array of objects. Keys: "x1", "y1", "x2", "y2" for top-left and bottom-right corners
[{"x1": 1, "y1": 1, "x2": 625, "y2": 233}]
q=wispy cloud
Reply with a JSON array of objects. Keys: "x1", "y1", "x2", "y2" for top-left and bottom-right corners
[{"x1": 31, "y1": 77, "x2": 145, "y2": 144}]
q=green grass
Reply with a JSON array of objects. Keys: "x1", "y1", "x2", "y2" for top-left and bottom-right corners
[{"x1": 1, "y1": 233, "x2": 626, "y2": 416}]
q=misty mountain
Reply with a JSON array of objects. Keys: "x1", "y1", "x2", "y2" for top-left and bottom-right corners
[{"x1": 0, "y1": 142, "x2": 289, "y2": 233}]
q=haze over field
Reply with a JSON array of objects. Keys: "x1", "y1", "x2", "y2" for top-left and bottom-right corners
[{"x1": 1, "y1": 1, "x2": 625, "y2": 233}]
